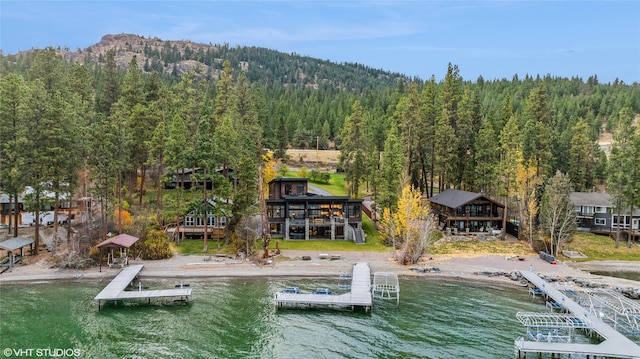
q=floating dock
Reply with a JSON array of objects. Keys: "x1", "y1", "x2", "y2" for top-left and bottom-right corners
[
  {"x1": 274, "y1": 262, "x2": 373, "y2": 312},
  {"x1": 516, "y1": 270, "x2": 640, "y2": 359},
  {"x1": 94, "y1": 264, "x2": 192, "y2": 309}
]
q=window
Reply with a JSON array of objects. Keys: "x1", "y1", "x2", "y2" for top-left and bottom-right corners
[
  {"x1": 288, "y1": 203, "x2": 305, "y2": 219},
  {"x1": 595, "y1": 206, "x2": 606, "y2": 214},
  {"x1": 185, "y1": 215, "x2": 195, "y2": 227},
  {"x1": 612, "y1": 215, "x2": 629, "y2": 228},
  {"x1": 583, "y1": 206, "x2": 594, "y2": 214},
  {"x1": 219, "y1": 216, "x2": 226, "y2": 227},
  {"x1": 594, "y1": 218, "x2": 606, "y2": 226},
  {"x1": 268, "y1": 205, "x2": 284, "y2": 218},
  {"x1": 297, "y1": 184, "x2": 305, "y2": 194},
  {"x1": 348, "y1": 205, "x2": 361, "y2": 219}
]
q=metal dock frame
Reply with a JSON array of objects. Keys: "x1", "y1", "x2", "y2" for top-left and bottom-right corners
[
  {"x1": 516, "y1": 270, "x2": 640, "y2": 359},
  {"x1": 371, "y1": 271, "x2": 399, "y2": 305}
]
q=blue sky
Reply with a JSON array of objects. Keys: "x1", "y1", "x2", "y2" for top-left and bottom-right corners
[{"x1": 1, "y1": 1, "x2": 639, "y2": 83}]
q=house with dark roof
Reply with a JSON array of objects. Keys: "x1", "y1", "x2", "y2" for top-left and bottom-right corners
[
  {"x1": 570, "y1": 192, "x2": 640, "y2": 236},
  {"x1": 266, "y1": 178, "x2": 364, "y2": 242},
  {"x1": 570, "y1": 192, "x2": 613, "y2": 233},
  {"x1": 0, "y1": 193, "x2": 24, "y2": 226},
  {"x1": 427, "y1": 189, "x2": 504, "y2": 233},
  {"x1": 164, "y1": 167, "x2": 234, "y2": 190},
  {"x1": 167, "y1": 197, "x2": 231, "y2": 240}
]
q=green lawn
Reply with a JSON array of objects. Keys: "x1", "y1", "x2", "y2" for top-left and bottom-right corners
[
  {"x1": 429, "y1": 239, "x2": 533, "y2": 256},
  {"x1": 562, "y1": 232, "x2": 640, "y2": 261},
  {"x1": 285, "y1": 170, "x2": 349, "y2": 196},
  {"x1": 171, "y1": 237, "x2": 237, "y2": 255},
  {"x1": 309, "y1": 174, "x2": 348, "y2": 196},
  {"x1": 137, "y1": 186, "x2": 640, "y2": 262}
]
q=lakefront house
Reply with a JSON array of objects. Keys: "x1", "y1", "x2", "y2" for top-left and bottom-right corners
[
  {"x1": 265, "y1": 178, "x2": 364, "y2": 243},
  {"x1": 427, "y1": 189, "x2": 505, "y2": 234},
  {"x1": 570, "y1": 192, "x2": 640, "y2": 237}
]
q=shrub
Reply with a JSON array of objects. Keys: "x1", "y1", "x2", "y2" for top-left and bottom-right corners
[
  {"x1": 277, "y1": 164, "x2": 289, "y2": 177},
  {"x1": 137, "y1": 229, "x2": 172, "y2": 260},
  {"x1": 320, "y1": 172, "x2": 331, "y2": 184},
  {"x1": 297, "y1": 167, "x2": 309, "y2": 178}
]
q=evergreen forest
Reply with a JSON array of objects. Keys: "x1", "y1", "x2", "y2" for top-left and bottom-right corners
[{"x1": 1, "y1": 34, "x2": 639, "y2": 260}]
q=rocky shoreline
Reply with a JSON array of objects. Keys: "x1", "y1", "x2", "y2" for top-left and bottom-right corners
[{"x1": 1, "y1": 251, "x2": 638, "y2": 300}]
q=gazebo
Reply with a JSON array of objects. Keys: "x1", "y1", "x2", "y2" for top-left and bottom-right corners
[
  {"x1": 0, "y1": 236, "x2": 34, "y2": 273},
  {"x1": 96, "y1": 233, "x2": 140, "y2": 271}
]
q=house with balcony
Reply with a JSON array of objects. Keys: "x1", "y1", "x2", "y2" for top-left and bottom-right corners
[
  {"x1": 570, "y1": 192, "x2": 640, "y2": 237},
  {"x1": 167, "y1": 197, "x2": 231, "y2": 240},
  {"x1": 427, "y1": 189, "x2": 504, "y2": 234},
  {"x1": 570, "y1": 192, "x2": 613, "y2": 233},
  {"x1": 265, "y1": 178, "x2": 364, "y2": 242}
]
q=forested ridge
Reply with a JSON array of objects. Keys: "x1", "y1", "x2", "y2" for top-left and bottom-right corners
[{"x1": 1, "y1": 33, "x2": 639, "y2": 256}]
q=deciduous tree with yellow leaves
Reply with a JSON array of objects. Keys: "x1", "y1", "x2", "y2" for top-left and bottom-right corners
[{"x1": 380, "y1": 184, "x2": 436, "y2": 264}]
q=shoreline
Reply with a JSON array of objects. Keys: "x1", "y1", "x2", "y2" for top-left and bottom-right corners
[{"x1": 1, "y1": 251, "x2": 638, "y2": 294}]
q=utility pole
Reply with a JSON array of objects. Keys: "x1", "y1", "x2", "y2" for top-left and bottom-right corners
[{"x1": 316, "y1": 136, "x2": 319, "y2": 168}]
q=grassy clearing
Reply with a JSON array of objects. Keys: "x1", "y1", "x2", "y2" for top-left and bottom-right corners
[
  {"x1": 171, "y1": 238, "x2": 236, "y2": 255},
  {"x1": 563, "y1": 232, "x2": 640, "y2": 261},
  {"x1": 309, "y1": 173, "x2": 348, "y2": 196},
  {"x1": 429, "y1": 239, "x2": 534, "y2": 256}
]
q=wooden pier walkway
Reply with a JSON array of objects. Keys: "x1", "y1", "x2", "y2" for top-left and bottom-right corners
[
  {"x1": 516, "y1": 270, "x2": 640, "y2": 359},
  {"x1": 94, "y1": 264, "x2": 191, "y2": 309},
  {"x1": 274, "y1": 262, "x2": 373, "y2": 311}
]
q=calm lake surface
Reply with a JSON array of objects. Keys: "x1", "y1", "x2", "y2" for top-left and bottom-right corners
[{"x1": 0, "y1": 277, "x2": 636, "y2": 358}]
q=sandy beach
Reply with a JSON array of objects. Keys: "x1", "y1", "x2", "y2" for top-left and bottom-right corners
[{"x1": 1, "y1": 250, "x2": 638, "y2": 295}]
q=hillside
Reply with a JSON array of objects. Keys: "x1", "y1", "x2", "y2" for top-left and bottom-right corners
[{"x1": 44, "y1": 33, "x2": 406, "y2": 92}]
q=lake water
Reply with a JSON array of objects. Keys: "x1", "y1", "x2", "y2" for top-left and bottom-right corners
[
  {"x1": 0, "y1": 277, "x2": 635, "y2": 358},
  {"x1": 589, "y1": 271, "x2": 640, "y2": 282}
]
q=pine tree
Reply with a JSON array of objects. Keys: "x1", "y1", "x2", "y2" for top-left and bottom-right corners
[
  {"x1": 379, "y1": 124, "x2": 403, "y2": 211},
  {"x1": 339, "y1": 100, "x2": 366, "y2": 197},
  {"x1": 568, "y1": 118, "x2": 596, "y2": 191},
  {"x1": 522, "y1": 83, "x2": 552, "y2": 178},
  {"x1": 607, "y1": 107, "x2": 639, "y2": 248},
  {"x1": 87, "y1": 113, "x2": 120, "y2": 245},
  {"x1": 95, "y1": 49, "x2": 120, "y2": 116},
  {"x1": 274, "y1": 116, "x2": 288, "y2": 159},
  {"x1": 146, "y1": 121, "x2": 167, "y2": 224},
  {"x1": 438, "y1": 64, "x2": 462, "y2": 189},
  {"x1": 498, "y1": 115, "x2": 523, "y2": 239},
  {"x1": 474, "y1": 120, "x2": 499, "y2": 195},
  {"x1": 419, "y1": 76, "x2": 437, "y2": 197},
  {"x1": 0, "y1": 74, "x2": 28, "y2": 237},
  {"x1": 398, "y1": 83, "x2": 421, "y2": 188},
  {"x1": 456, "y1": 84, "x2": 481, "y2": 190},
  {"x1": 25, "y1": 48, "x2": 80, "y2": 252}
]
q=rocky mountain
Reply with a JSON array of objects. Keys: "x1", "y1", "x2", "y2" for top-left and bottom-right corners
[{"x1": 57, "y1": 33, "x2": 406, "y2": 90}]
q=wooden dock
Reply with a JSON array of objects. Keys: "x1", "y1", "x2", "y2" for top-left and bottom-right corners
[
  {"x1": 94, "y1": 264, "x2": 192, "y2": 309},
  {"x1": 516, "y1": 270, "x2": 640, "y2": 359},
  {"x1": 274, "y1": 262, "x2": 373, "y2": 311}
]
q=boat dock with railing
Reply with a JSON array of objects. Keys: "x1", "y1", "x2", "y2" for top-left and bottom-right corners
[
  {"x1": 94, "y1": 264, "x2": 192, "y2": 309},
  {"x1": 516, "y1": 270, "x2": 640, "y2": 359},
  {"x1": 274, "y1": 262, "x2": 373, "y2": 312}
]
